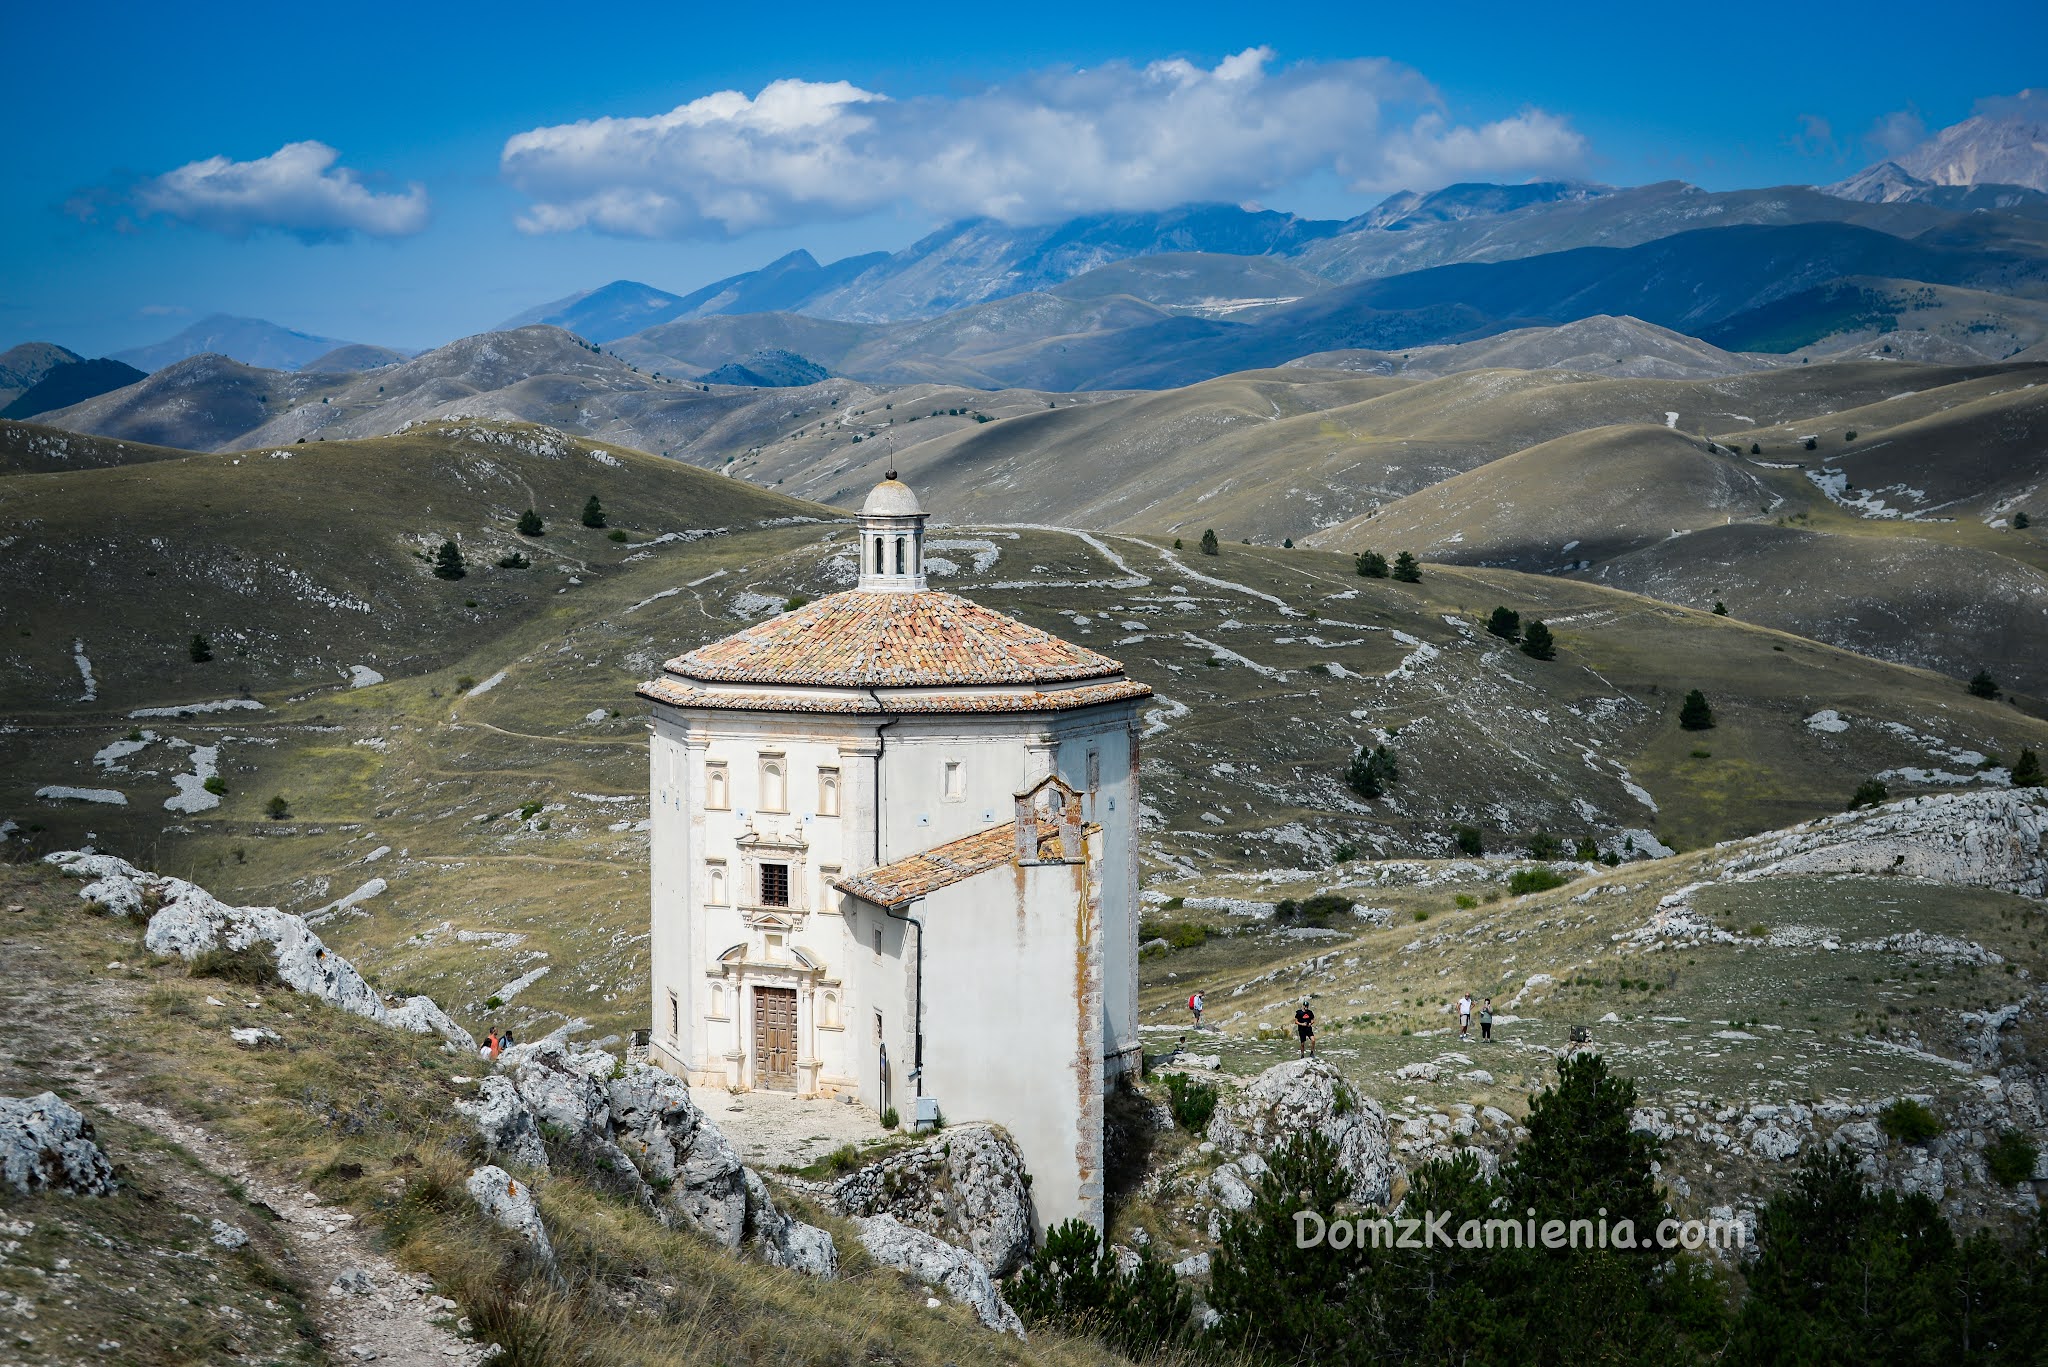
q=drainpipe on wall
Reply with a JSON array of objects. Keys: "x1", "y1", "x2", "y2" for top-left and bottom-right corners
[{"x1": 885, "y1": 897, "x2": 925, "y2": 1097}]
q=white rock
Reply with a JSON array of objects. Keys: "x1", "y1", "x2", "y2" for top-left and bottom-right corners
[
  {"x1": 45, "y1": 852, "x2": 474, "y2": 1052},
  {"x1": 1207, "y1": 1058, "x2": 1395, "y2": 1206},
  {"x1": 209, "y1": 1219, "x2": 249, "y2": 1249},
  {"x1": 832, "y1": 1123, "x2": 1033, "y2": 1276},
  {"x1": 456, "y1": 1077, "x2": 549, "y2": 1173},
  {"x1": 465, "y1": 1166, "x2": 552, "y2": 1260},
  {"x1": 607, "y1": 1062, "x2": 747, "y2": 1248},
  {"x1": 229, "y1": 1027, "x2": 280, "y2": 1047},
  {"x1": 1749, "y1": 1125, "x2": 1802, "y2": 1161},
  {"x1": 854, "y1": 1214, "x2": 1022, "y2": 1337},
  {"x1": 0, "y1": 1092, "x2": 116, "y2": 1196},
  {"x1": 745, "y1": 1168, "x2": 838, "y2": 1277}
]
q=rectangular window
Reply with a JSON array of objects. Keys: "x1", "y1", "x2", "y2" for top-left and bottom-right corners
[
  {"x1": 874, "y1": 1009, "x2": 884, "y2": 1042},
  {"x1": 707, "y1": 860, "x2": 728, "y2": 905},
  {"x1": 666, "y1": 990, "x2": 679, "y2": 1039},
  {"x1": 759, "y1": 754, "x2": 788, "y2": 812},
  {"x1": 705, "y1": 762, "x2": 730, "y2": 810},
  {"x1": 817, "y1": 767, "x2": 840, "y2": 816},
  {"x1": 1087, "y1": 749, "x2": 1101, "y2": 792},
  {"x1": 943, "y1": 759, "x2": 964, "y2": 801},
  {"x1": 819, "y1": 865, "x2": 841, "y2": 911},
  {"x1": 760, "y1": 862, "x2": 791, "y2": 907},
  {"x1": 872, "y1": 923, "x2": 883, "y2": 956}
]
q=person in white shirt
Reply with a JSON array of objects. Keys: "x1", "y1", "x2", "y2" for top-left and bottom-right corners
[{"x1": 1457, "y1": 993, "x2": 1473, "y2": 1039}]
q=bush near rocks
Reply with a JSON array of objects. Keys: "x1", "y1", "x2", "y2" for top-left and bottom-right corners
[
  {"x1": 1011, "y1": 1217, "x2": 1191, "y2": 1355},
  {"x1": 1879, "y1": 1099, "x2": 1943, "y2": 1146},
  {"x1": 1161, "y1": 1073, "x2": 1219, "y2": 1132},
  {"x1": 1985, "y1": 1129, "x2": 2040, "y2": 1186}
]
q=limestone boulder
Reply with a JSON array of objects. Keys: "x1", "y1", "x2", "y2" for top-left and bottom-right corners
[
  {"x1": 831, "y1": 1123, "x2": 1034, "y2": 1276},
  {"x1": 607, "y1": 1062, "x2": 748, "y2": 1249},
  {"x1": 1206, "y1": 1058, "x2": 1395, "y2": 1206},
  {"x1": 45, "y1": 851, "x2": 474, "y2": 1052},
  {"x1": 465, "y1": 1165, "x2": 552, "y2": 1260},
  {"x1": 0, "y1": 1092, "x2": 116, "y2": 1196},
  {"x1": 508, "y1": 1040, "x2": 647, "y2": 1200},
  {"x1": 745, "y1": 1169, "x2": 839, "y2": 1277},
  {"x1": 854, "y1": 1214, "x2": 1023, "y2": 1337},
  {"x1": 456, "y1": 1076, "x2": 549, "y2": 1173},
  {"x1": 1713, "y1": 790, "x2": 2048, "y2": 897}
]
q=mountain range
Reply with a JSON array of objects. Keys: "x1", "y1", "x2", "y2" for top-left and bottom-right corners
[{"x1": 110, "y1": 313, "x2": 364, "y2": 373}]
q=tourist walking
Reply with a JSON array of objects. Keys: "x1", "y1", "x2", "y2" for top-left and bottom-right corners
[
  {"x1": 1295, "y1": 1001, "x2": 1316, "y2": 1057},
  {"x1": 1189, "y1": 990, "x2": 1205, "y2": 1030},
  {"x1": 1480, "y1": 998, "x2": 1494, "y2": 1042}
]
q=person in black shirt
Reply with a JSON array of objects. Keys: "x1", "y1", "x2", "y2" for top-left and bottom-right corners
[{"x1": 1294, "y1": 1001, "x2": 1316, "y2": 1057}]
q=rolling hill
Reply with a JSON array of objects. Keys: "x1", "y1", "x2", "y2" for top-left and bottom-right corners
[
  {"x1": 0, "y1": 342, "x2": 83, "y2": 407},
  {"x1": 0, "y1": 356, "x2": 148, "y2": 420}
]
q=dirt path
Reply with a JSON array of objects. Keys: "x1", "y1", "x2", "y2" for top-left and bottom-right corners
[
  {"x1": 0, "y1": 880, "x2": 486, "y2": 1365},
  {"x1": 83, "y1": 1091, "x2": 488, "y2": 1366}
]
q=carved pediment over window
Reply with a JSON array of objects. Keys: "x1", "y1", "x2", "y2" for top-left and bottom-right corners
[
  {"x1": 736, "y1": 826, "x2": 808, "y2": 854},
  {"x1": 790, "y1": 944, "x2": 826, "y2": 971},
  {"x1": 746, "y1": 910, "x2": 798, "y2": 934},
  {"x1": 1014, "y1": 773, "x2": 1084, "y2": 863},
  {"x1": 715, "y1": 942, "x2": 747, "y2": 964}
]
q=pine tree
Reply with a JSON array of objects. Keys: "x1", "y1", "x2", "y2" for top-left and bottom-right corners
[
  {"x1": 2017, "y1": 511, "x2": 2032, "y2": 529},
  {"x1": 1282, "y1": 537, "x2": 1294, "y2": 548},
  {"x1": 1391, "y1": 550, "x2": 1422, "y2": 583},
  {"x1": 1968, "y1": 669, "x2": 2000, "y2": 699},
  {"x1": 1355, "y1": 550, "x2": 1388, "y2": 578},
  {"x1": 1678, "y1": 688, "x2": 1715, "y2": 730},
  {"x1": 188, "y1": 633, "x2": 212, "y2": 663},
  {"x1": 2014, "y1": 748, "x2": 2044, "y2": 788},
  {"x1": 432, "y1": 540, "x2": 467, "y2": 580},
  {"x1": 1712, "y1": 601, "x2": 1728, "y2": 615},
  {"x1": 581, "y1": 494, "x2": 607, "y2": 529},
  {"x1": 265, "y1": 795, "x2": 291, "y2": 820},
  {"x1": 1345, "y1": 745, "x2": 1400, "y2": 800},
  {"x1": 1198, "y1": 528, "x2": 1219, "y2": 556},
  {"x1": 1751, "y1": 442, "x2": 1761, "y2": 455},
  {"x1": 1486, "y1": 606, "x2": 1521, "y2": 641},
  {"x1": 1849, "y1": 778, "x2": 1890, "y2": 809},
  {"x1": 1521, "y1": 620, "x2": 1556, "y2": 660},
  {"x1": 516, "y1": 508, "x2": 544, "y2": 536}
]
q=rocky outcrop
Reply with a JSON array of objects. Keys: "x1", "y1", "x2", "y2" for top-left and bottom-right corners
[
  {"x1": 46, "y1": 851, "x2": 473, "y2": 1052},
  {"x1": 1206, "y1": 1058, "x2": 1396, "y2": 1206},
  {"x1": 466, "y1": 1165, "x2": 553, "y2": 1260},
  {"x1": 1713, "y1": 790, "x2": 2048, "y2": 897},
  {"x1": 0, "y1": 1092, "x2": 116, "y2": 1196},
  {"x1": 831, "y1": 1124, "x2": 1033, "y2": 1275},
  {"x1": 473, "y1": 1035, "x2": 835, "y2": 1276},
  {"x1": 747, "y1": 1169, "x2": 839, "y2": 1277},
  {"x1": 456, "y1": 1077, "x2": 549, "y2": 1173},
  {"x1": 854, "y1": 1214, "x2": 1024, "y2": 1337},
  {"x1": 607, "y1": 1061, "x2": 749, "y2": 1249}
]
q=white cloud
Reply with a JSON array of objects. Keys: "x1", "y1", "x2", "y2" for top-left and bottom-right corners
[
  {"x1": 1863, "y1": 107, "x2": 1927, "y2": 159},
  {"x1": 135, "y1": 141, "x2": 428, "y2": 240},
  {"x1": 501, "y1": 49, "x2": 1588, "y2": 237}
]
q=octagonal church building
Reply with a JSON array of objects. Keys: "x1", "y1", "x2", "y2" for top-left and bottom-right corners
[{"x1": 639, "y1": 475, "x2": 1151, "y2": 1231}]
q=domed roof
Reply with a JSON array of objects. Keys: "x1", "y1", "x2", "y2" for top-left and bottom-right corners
[
  {"x1": 668, "y1": 590, "x2": 1128, "y2": 688},
  {"x1": 861, "y1": 477, "x2": 923, "y2": 518}
]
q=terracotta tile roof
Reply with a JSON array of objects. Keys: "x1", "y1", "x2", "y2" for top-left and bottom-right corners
[
  {"x1": 833, "y1": 820, "x2": 1094, "y2": 907},
  {"x1": 636, "y1": 675, "x2": 1151, "y2": 716},
  {"x1": 670, "y1": 590, "x2": 1125, "y2": 688}
]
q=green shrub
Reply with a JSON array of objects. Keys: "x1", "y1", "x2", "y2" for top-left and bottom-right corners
[
  {"x1": 1968, "y1": 669, "x2": 2000, "y2": 699},
  {"x1": 1390, "y1": 550, "x2": 1422, "y2": 582},
  {"x1": 1354, "y1": 550, "x2": 1388, "y2": 578},
  {"x1": 1011, "y1": 1218, "x2": 1192, "y2": 1356},
  {"x1": 880, "y1": 1106, "x2": 899, "y2": 1131},
  {"x1": 495, "y1": 552, "x2": 530, "y2": 569},
  {"x1": 203, "y1": 775, "x2": 228, "y2": 796},
  {"x1": 1450, "y1": 824, "x2": 1484, "y2": 857},
  {"x1": 190, "y1": 943, "x2": 284, "y2": 988},
  {"x1": 1345, "y1": 744, "x2": 1399, "y2": 800},
  {"x1": 581, "y1": 495, "x2": 607, "y2": 529},
  {"x1": 1274, "y1": 894, "x2": 1355, "y2": 926},
  {"x1": 1525, "y1": 830, "x2": 1563, "y2": 859},
  {"x1": 1985, "y1": 1129, "x2": 2039, "y2": 1186},
  {"x1": 1849, "y1": 778, "x2": 1890, "y2": 809},
  {"x1": 1878, "y1": 1098, "x2": 1942, "y2": 1145},
  {"x1": 1679, "y1": 689, "x2": 1715, "y2": 730},
  {"x1": 1454, "y1": 893, "x2": 1477, "y2": 910},
  {"x1": 264, "y1": 795, "x2": 291, "y2": 820},
  {"x1": 432, "y1": 540, "x2": 467, "y2": 580},
  {"x1": 607, "y1": 529, "x2": 628, "y2": 543},
  {"x1": 516, "y1": 508, "x2": 543, "y2": 536},
  {"x1": 1509, "y1": 868, "x2": 1571, "y2": 896},
  {"x1": 1161, "y1": 1073, "x2": 1218, "y2": 1132}
]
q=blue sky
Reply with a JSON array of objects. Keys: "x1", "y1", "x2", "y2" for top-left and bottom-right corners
[{"x1": 4, "y1": 0, "x2": 2041, "y2": 355}]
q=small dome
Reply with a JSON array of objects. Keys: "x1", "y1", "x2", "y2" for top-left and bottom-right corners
[{"x1": 861, "y1": 477, "x2": 923, "y2": 517}]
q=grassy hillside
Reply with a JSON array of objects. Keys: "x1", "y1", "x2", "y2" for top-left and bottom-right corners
[
  {"x1": 0, "y1": 420, "x2": 199, "y2": 475},
  {"x1": 0, "y1": 420, "x2": 829, "y2": 709},
  {"x1": 1336, "y1": 424, "x2": 1778, "y2": 569}
]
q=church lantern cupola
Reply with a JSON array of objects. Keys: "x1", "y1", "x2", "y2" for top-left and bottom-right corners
[{"x1": 857, "y1": 471, "x2": 927, "y2": 592}]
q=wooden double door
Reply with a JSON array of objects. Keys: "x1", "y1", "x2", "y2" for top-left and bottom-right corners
[{"x1": 753, "y1": 986, "x2": 798, "y2": 1091}]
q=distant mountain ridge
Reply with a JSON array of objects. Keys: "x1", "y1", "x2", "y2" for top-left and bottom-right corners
[{"x1": 111, "y1": 313, "x2": 362, "y2": 373}]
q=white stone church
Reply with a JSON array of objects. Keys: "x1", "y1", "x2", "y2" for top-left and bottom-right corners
[{"x1": 639, "y1": 476, "x2": 1151, "y2": 1231}]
